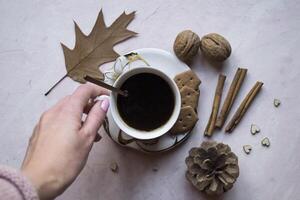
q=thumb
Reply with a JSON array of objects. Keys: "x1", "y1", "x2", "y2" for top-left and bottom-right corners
[{"x1": 81, "y1": 98, "x2": 109, "y2": 140}]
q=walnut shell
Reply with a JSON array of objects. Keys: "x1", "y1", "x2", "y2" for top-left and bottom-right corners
[
  {"x1": 200, "y1": 33, "x2": 231, "y2": 62},
  {"x1": 173, "y1": 30, "x2": 200, "y2": 62}
]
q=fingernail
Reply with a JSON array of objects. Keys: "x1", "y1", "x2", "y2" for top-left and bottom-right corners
[{"x1": 100, "y1": 98, "x2": 109, "y2": 112}]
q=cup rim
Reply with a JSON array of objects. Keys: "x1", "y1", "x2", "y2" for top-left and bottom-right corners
[{"x1": 110, "y1": 67, "x2": 181, "y2": 140}]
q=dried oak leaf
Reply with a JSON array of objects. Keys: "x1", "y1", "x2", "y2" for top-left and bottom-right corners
[
  {"x1": 63, "y1": 10, "x2": 136, "y2": 83},
  {"x1": 45, "y1": 10, "x2": 136, "y2": 95}
]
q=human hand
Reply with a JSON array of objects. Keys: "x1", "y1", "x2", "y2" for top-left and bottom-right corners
[{"x1": 21, "y1": 83, "x2": 109, "y2": 200}]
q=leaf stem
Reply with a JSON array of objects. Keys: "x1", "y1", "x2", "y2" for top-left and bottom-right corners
[{"x1": 44, "y1": 74, "x2": 68, "y2": 96}]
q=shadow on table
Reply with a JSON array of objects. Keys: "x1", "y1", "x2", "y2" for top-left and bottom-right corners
[
  {"x1": 185, "y1": 174, "x2": 240, "y2": 200},
  {"x1": 189, "y1": 53, "x2": 228, "y2": 73},
  {"x1": 75, "y1": 128, "x2": 242, "y2": 200}
]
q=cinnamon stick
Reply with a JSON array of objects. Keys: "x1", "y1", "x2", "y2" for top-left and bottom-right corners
[
  {"x1": 225, "y1": 81, "x2": 264, "y2": 133},
  {"x1": 204, "y1": 74, "x2": 226, "y2": 137},
  {"x1": 215, "y1": 68, "x2": 247, "y2": 128}
]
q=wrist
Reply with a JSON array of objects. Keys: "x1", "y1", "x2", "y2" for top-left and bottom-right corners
[{"x1": 21, "y1": 166, "x2": 62, "y2": 200}]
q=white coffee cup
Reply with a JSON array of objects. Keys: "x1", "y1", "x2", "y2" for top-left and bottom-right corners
[{"x1": 110, "y1": 67, "x2": 181, "y2": 140}]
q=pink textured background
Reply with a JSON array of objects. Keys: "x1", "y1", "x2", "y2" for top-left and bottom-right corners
[{"x1": 0, "y1": 0, "x2": 299, "y2": 199}]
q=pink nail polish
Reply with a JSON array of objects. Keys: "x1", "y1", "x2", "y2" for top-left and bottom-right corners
[{"x1": 100, "y1": 98, "x2": 109, "y2": 112}]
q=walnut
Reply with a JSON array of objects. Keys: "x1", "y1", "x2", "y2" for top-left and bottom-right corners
[
  {"x1": 200, "y1": 33, "x2": 231, "y2": 62},
  {"x1": 173, "y1": 30, "x2": 200, "y2": 62}
]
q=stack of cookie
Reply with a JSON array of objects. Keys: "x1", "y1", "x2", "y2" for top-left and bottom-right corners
[{"x1": 170, "y1": 70, "x2": 201, "y2": 134}]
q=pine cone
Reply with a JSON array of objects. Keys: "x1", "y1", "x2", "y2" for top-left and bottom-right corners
[{"x1": 185, "y1": 141, "x2": 239, "y2": 195}]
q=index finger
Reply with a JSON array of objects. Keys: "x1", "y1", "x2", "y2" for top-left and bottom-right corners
[{"x1": 70, "y1": 83, "x2": 109, "y2": 111}]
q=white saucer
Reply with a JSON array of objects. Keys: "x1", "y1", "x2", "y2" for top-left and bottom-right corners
[{"x1": 103, "y1": 48, "x2": 196, "y2": 153}]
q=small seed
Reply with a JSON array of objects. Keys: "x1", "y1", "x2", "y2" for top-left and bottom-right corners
[
  {"x1": 243, "y1": 145, "x2": 252, "y2": 154},
  {"x1": 274, "y1": 99, "x2": 281, "y2": 107},
  {"x1": 261, "y1": 137, "x2": 270, "y2": 147},
  {"x1": 110, "y1": 162, "x2": 118, "y2": 173},
  {"x1": 250, "y1": 124, "x2": 260, "y2": 135}
]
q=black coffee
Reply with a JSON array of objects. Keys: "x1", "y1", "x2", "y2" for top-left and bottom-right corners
[{"x1": 117, "y1": 73, "x2": 175, "y2": 131}]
